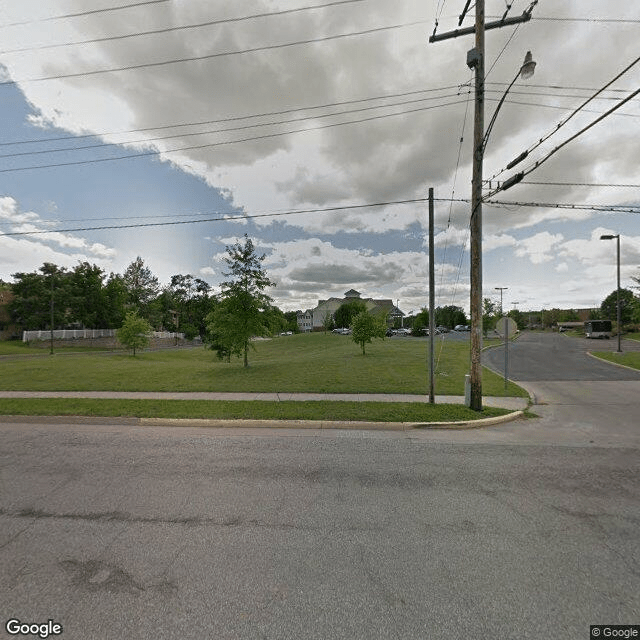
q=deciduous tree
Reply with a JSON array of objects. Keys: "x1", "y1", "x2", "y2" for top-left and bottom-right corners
[
  {"x1": 351, "y1": 310, "x2": 387, "y2": 355},
  {"x1": 205, "y1": 235, "x2": 274, "y2": 367},
  {"x1": 116, "y1": 311, "x2": 152, "y2": 356}
]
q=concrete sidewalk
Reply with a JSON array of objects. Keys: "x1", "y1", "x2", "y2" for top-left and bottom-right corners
[{"x1": 0, "y1": 390, "x2": 529, "y2": 410}]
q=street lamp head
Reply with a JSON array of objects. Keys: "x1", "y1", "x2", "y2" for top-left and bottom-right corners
[
  {"x1": 519, "y1": 51, "x2": 536, "y2": 80},
  {"x1": 600, "y1": 234, "x2": 618, "y2": 240}
]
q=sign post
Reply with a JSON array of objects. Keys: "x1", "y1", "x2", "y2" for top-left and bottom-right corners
[{"x1": 496, "y1": 316, "x2": 517, "y2": 391}]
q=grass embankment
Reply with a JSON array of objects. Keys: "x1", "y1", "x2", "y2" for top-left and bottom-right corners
[{"x1": 0, "y1": 333, "x2": 526, "y2": 421}]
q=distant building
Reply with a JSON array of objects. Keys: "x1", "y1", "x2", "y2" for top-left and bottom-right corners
[{"x1": 296, "y1": 289, "x2": 404, "y2": 332}]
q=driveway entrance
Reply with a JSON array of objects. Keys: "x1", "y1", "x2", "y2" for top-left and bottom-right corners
[{"x1": 483, "y1": 332, "x2": 640, "y2": 446}]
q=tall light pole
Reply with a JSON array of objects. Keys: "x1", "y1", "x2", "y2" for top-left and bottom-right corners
[
  {"x1": 600, "y1": 234, "x2": 622, "y2": 352},
  {"x1": 495, "y1": 287, "x2": 508, "y2": 316}
]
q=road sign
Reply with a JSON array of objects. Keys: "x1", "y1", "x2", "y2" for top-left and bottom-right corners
[{"x1": 496, "y1": 316, "x2": 517, "y2": 338}]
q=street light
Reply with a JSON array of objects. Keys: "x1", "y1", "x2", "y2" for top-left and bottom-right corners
[
  {"x1": 600, "y1": 234, "x2": 622, "y2": 352},
  {"x1": 467, "y1": 51, "x2": 536, "y2": 410},
  {"x1": 482, "y1": 52, "x2": 536, "y2": 154},
  {"x1": 495, "y1": 287, "x2": 508, "y2": 316}
]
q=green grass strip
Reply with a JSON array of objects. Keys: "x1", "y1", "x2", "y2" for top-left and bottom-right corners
[
  {"x1": 591, "y1": 351, "x2": 640, "y2": 370},
  {"x1": 0, "y1": 398, "x2": 511, "y2": 423}
]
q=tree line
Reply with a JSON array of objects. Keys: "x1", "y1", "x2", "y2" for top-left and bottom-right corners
[{"x1": 6, "y1": 238, "x2": 298, "y2": 352}]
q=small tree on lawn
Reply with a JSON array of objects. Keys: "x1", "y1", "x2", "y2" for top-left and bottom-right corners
[
  {"x1": 205, "y1": 235, "x2": 274, "y2": 367},
  {"x1": 117, "y1": 311, "x2": 152, "y2": 356},
  {"x1": 351, "y1": 310, "x2": 387, "y2": 355}
]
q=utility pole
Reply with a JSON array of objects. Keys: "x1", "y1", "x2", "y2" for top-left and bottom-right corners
[
  {"x1": 429, "y1": 3, "x2": 533, "y2": 411},
  {"x1": 428, "y1": 188, "x2": 435, "y2": 404}
]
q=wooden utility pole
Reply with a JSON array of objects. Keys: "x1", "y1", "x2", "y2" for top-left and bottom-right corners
[{"x1": 429, "y1": 3, "x2": 533, "y2": 411}]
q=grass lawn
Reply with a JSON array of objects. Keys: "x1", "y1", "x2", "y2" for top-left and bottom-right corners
[
  {"x1": 0, "y1": 398, "x2": 511, "y2": 422},
  {"x1": 0, "y1": 332, "x2": 526, "y2": 397},
  {"x1": 591, "y1": 350, "x2": 640, "y2": 370}
]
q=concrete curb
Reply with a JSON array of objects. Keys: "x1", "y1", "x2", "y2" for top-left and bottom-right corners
[
  {"x1": 586, "y1": 351, "x2": 640, "y2": 374},
  {"x1": 0, "y1": 410, "x2": 526, "y2": 431}
]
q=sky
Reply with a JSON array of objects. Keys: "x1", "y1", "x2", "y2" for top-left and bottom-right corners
[{"x1": 0, "y1": 0, "x2": 638, "y2": 317}]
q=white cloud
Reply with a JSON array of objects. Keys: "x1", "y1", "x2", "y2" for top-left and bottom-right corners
[{"x1": 515, "y1": 232, "x2": 564, "y2": 265}]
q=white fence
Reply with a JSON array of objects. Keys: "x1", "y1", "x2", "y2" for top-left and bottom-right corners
[{"x1": 23, "y1": 329, "x2": 185, "y2": 342}]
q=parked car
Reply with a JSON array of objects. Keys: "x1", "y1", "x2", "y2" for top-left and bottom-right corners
[{"x1": 437, "y1": 326, "x2": 450, "y2": 333}]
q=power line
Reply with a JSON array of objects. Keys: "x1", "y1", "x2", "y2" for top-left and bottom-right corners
[
  {"x1": 0, "y1": 83, "x2": 466, "y2": 147},
  {"x1": 0, "y1": 20, "x2": 429, "y2": 85},
  {"x1": 0, "y1": 98, "x2": 470, "y2": 173},
  {"x1": 499, "y1": 86, "x2": 640, "y2": 194},
  {"x1": 484, "y1": 54, "x2": 640, "y2": 185},
  {"x1": 3, "y1": 196, "x2": 635, "y2": 238},
  {"x1": 0, "y1": 91, "x2": 471, "y2": 159},
  {"x1": 484, "y1": 200, "x2": 640, "y2": 213},
  {"x1": 0, "y1": 0, "x2": 170, "y2": 28},
  {"x1": 520, "y1": 181, "x2": 640, "y2": 188},
  {"x1": 0, "y1": 0, "x2": 367, "y2": 54},
  {"x1": 0, "y1": 198, "x2": 433, "y2": 236},
  {"x1": 497, "y1": 15, "x2": 640, "y2": 24},
  {"x1": 0, "y1": 82, "x2": 628, "y2": 149},
  {"x1": 1, "y1": 90, "x2": 633, "y2": 164}
]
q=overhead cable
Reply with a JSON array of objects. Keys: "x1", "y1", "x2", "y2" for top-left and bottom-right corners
[
  {"x1": 0, "y1": 0, "x2": 367, "y2": 54},
  {"x1": 0, "y1": 20, "x2": 429, "y2": 85},
  {"x1": 0, "y1": 98, "x2": 469, "y2": 173},
  {"x1": 486, "y1": 54, "x2": 640, "y2": 184},
  {"x1": 0, "y1": 0, "x2": 169, "y2": 28},
  {"x1": 485, "y1": 85, "x2": 640, "y2": 198}
]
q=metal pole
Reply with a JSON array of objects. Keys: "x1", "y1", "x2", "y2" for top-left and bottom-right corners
[
  {"x1": 504, "y1": 319, "x2": 509, "y2": 391},
  {"x1": 428, "y1": 188, "x2": 435, "y2": 404},
  {"x1": 616, "y1": 235, "x2": 622, "y2": 352},
  {"x1": 50, "y1": 273, "x2": 54, "y2": 356},
  {"x1": 469, "y1": 0, "x2": 485, "y2": 411}
]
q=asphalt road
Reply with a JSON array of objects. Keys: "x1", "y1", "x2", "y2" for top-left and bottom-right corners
[
  {"x1": 483, "y1": 331, "x2": 640, "y2": 381},
  {"x1": 1, "y1": 419, "x2": 639, "y2": 640},
  {"x1": 482, "y1": 332, "x2": 640, "y2": 447}
]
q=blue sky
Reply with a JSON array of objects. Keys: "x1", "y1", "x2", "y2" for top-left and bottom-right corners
[{"x1": 0, "y1": 0, "x2": 638, "y2": 316}]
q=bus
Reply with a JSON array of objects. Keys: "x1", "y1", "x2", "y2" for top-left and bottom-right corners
[{"x1": 584, "y1": 320, "x2": 612, "y2": 339}]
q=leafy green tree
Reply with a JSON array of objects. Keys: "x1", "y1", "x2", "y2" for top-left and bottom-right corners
[
  {"x1": 205, "y1": 235, "x2": 274, "y2": 367},
  {"x1": 67, "y1": 262, "x2": 108, "y2": 329},
  {"x1": 117, "y1": 311, "x2": 152, "y2": 356},
  {"x1": 122, "y1": 257, "x2": 160, "y2": 318},
  {"x1": 265, "y1": 306, "x2": 288, "y2": 335},
  {"x1": 351, "y1": 310, "x2": 387, "y2": 355},
  {"x1": 284, "y1": 311, "x2": 300, "y2": 333},
  {"x1": 483, "y1": 298, "x2": 497, "y2": 335},
  {"x1": 601, "y1": 288, "x2": 636, "y2": 326},
  {"x1": 103, "y1": 274, "x2": 128, "y2": 327},
  {"x1": 166, "y1": 274, "x2": 212, "y2": 338},
  {"x1": 507, "y1": 308, "x2": 524, "y2": 329},
  {"x1": 10, "y1": 263, "x2": 71, "y2": 330},
  {"x1": 413, "y1": 308, "x2": 429, "y2": 335},
  {"x1": 434, "y1": 305, "x2": 467, "y2": 329},
  {"x1": 321, "y1": 311, "x2": 335, "y2": 333},
  {"x1": 334, "y1": 300, "x2": 367, "y2": 328},
  {"x1": 558, "y1": 308, "x2": 580, "y2": 323}
]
